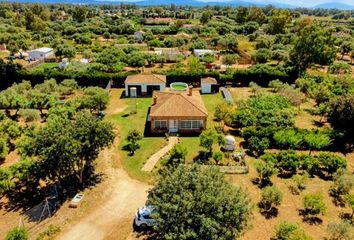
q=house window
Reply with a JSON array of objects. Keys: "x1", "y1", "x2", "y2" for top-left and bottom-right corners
[
  {"x1": 181, "y1": 120, "x2": 202, "y2": 129},
  {"x1": 154, "y1": 120, "x2": 167, "y2": 129}
]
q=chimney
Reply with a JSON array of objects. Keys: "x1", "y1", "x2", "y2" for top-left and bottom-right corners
[
  {"x1": 153, "y1": 96, "x2": 157, "y2": 105},
  {"x1": 188, "y1": 85, "x2": 193, "y2": 96}
]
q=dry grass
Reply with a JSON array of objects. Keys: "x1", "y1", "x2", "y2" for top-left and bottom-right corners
[
  {"x1": 226, "y1": 159, "x2": 353, "y2": 240},
  {"x1": 237, "y1": 37, "x2": 255, "y2": 55}
]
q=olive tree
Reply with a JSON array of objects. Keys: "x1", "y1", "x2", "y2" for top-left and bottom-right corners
[{"x1": 148, "y1": 164, "x2": 252, "y2": 240}]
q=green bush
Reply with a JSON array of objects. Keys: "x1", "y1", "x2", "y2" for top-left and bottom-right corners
[
  {"x1": 274, "y1": 221, "x2": 312, "y2": 240},
  {"x1": 317, "y1": 152, "x2": 347, "y2": 176},
  {"x1": 260, "y1": 185, "x2": 283, "y2": 212},
  {"x1": 0, "y1": 137, "x2": 9, "y2": 159},
  {"x1": 5, "y1": 227, "x2": 28, "y2": 240},
  {"x1": 303, "y1": 193, "x2": 327, "y2": 218},
  {"x1": 327, "y1": 221, "x2": 353, "y2": 240}
]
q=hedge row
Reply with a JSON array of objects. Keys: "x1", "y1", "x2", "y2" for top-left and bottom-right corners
[{"x1": 1, "y1": 59, "x2": 299, "y2": 90}]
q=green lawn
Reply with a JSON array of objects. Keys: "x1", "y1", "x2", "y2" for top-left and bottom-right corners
[
  {"x1": 30, "y1": 62, "x2": 58, "y2": 72},
  {"x1": 113, "y1": 97, "x2": 166, "y2": 182},
  {"x1": 111, "y1": 92, "x2": 225, "y2": 181},
  {"x1": 178, "y1": 92, "x2": 225, "y2": 162},
  {"x1": 201, "y1": 92, "x2": 225, "y2": 128}
]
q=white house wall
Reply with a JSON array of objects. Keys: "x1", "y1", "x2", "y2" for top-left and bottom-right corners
[{"x1": 125, "y1": 83, "x2": 166, "y2": 96}]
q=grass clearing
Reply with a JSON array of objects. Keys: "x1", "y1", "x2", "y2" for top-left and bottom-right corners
[
  {"x1": 112, "y1": 96, "x2": 166, "y2": 182},
  {"x1": 237, "y1": 36, "x2": 255, "y2": 55},
  {"x1": 30, "y1": 62, "x2": 58, "y2": 72}
]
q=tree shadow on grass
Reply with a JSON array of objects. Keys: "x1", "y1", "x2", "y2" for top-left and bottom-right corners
[
  {"x1": 298, "y1": 209, "x2": 323, "y2": 225},
  {"x1": 339, "y1": 212, "x2": 353, "y2": 224}
]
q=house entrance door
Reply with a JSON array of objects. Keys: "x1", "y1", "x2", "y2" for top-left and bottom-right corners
[{"x1": 169, "y1": 120, "x2": 178, "y2": 133}]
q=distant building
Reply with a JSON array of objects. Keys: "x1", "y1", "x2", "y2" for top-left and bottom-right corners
[
  {"x1": 134, "y1": 31, "x2": 145, "y2": 41},
  {"x1": 193, "y1": 49, "x2": 214, "y2": 58},
  {"x1": 28, "y1": 47, "x2": 54, "y2": 60},
  {"x1": 154, "y1": 48, "x2": 182, "y2": 62}
]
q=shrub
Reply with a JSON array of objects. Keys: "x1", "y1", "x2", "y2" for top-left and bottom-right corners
[
  {"x1": 212, "y1": 151, "x2": 224, "y2": 165},
  {"x1": 274, "y1": 221, "x2": 312, "y2": 240},
  {"x1": 317, "y1": 153, "x2": 347, "y2": 176},
  {"x1": 0, "y1": 137, "x2": 9, "y2": 159},
  {"x1": 273, "y1": 129, "x2": 303, "y2": 150},
  {"x1": 254, "y1": 159, "x2": 277, "y2": 186},
  {"x1": 303, "y1": 193, "x2": 327, "y2": 219},
  {"x1": 19, "y1": 109, "x2": 41, "y2": 122},
  {"x1": 276, "y1": 150, "x2": 301, "y2": 176},
  {"x1": 124, "y1": 130, "x2": 142, "y2": 155},
  {"x1": 303, "y1": 131, "x2": 331, "y2": 155},
  {"x1": 247, "y1": 136, "x2": 270, "y2": 157},
  {"x1": 5, "y1": 227, "x2": 28, "y2": 240},
  {"x1": 166, "y1": 144, "x2": 187, "y2": 168},
  {"x1": 330, "y1": 169, "x2": 354, "y2": 197},
  {"x1": 328, "y1": 62, "x2": 352, "y2": 74},
  {"x1": 289, "y1": 173, "x2": 309, "y2": 195},
  {"x1": 260, "y1": 185, "x2": 283, "y2": 212},
  {"x1": 327, "y1": 221, "x2": 353, "y2": 240}
]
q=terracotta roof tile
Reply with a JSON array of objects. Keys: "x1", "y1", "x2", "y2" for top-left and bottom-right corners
[
  {"x1": 150, "y1": 90, "x2": 208, "y2": 118},
  {"x1": 201, "y1": 77, "x2": 217, "y2": 84},
  {"x1": 125, "y1": 74, "x2": 166, "y2": 84}
]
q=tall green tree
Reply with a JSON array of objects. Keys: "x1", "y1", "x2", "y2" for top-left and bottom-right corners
[
  {"x1": 200, "y1": 11, "x2": 212, "y2": 25},
  {"x1": 290, "y1": 24, "x2": 337, "y2": 73},
  {"x1": 148, "y1": 164, "x2": 252, "y2": 240}
]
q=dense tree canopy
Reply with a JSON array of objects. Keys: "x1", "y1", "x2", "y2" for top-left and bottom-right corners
[{"x1": 148, "y1": 164, "x2": 252, "y2": 240}]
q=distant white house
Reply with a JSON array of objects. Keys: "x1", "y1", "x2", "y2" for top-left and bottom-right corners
[
  {"x1": 193, "y1": 49, "x2": 214, "y2": 58},
  {"x1": 134, "y1": 31, "x2": 145, "y2": 41},
  {"x1": 58, "y1": 58, "x2": 69, "y2": 69},
  {"x1": 28, "y1": 47, "x2": 54, "y2": 60},
  {"x1": 154, "y1": 48, "x2": 182, "y2": 61}
]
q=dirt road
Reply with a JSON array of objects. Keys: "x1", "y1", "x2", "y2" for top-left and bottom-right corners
[
  {"x1": 58, "y1": 168, "x2": 150, "y2": 240},
  {"x1": 58, "y1": 89, "x2": 150, "y2": 240}
]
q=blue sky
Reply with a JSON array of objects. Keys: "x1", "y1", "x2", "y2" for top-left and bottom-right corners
[
  {"x1": 115, "y1": 0, "x2": 354, "y2": 7},
  {"x1": 199, "y1": 0, "x2": 354, "y2": 7}
]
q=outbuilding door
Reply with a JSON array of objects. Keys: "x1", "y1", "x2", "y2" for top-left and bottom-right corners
[
  {"x1": 147, "y1": 85, "x2": 161, "y2": 95},
  {"x1": 127, "y1": 85, "x2": 142, "y2": 96}
]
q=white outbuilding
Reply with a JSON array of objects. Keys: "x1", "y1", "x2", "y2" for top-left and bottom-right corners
[
  {"x1": 193, "y1": 49, "x2": 214, "y2": 58},
  {"x1": 201, "y1": 77, "x2": 218, "y2": 94},
  {"x1": 223, "y1": 135, "x2": 236, "y2": 151},
  {"x1": 125, "y1": 74, "x2": 166, "y2": 97},
  {"x1": 28, "y1": 47, "x2": 54, "y2": 60}
]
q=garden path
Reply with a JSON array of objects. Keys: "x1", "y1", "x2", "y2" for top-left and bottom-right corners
[{"x1": 141, "y1": 137, "x2": 179, "y2": 172}]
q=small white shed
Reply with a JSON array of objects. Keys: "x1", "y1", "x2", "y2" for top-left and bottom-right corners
[
  {"x1": 125, "y1": 74, "x2": 166, "y2": 97},
  {"x1": 193, "y1": 49, "x2": 214, "y2": 58},
  {"x1": 201, "y1": 77, "x2": 218, "y2": 94},
  {"x1": 28, "y1": 47, "x2": 54, "y2": 60}
]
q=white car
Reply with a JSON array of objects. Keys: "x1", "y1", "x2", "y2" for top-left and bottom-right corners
[{"x1": 134, "y1": 205, "x2": 157, "y2": 228}]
